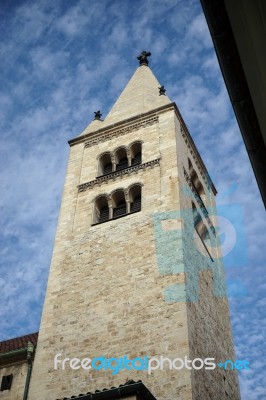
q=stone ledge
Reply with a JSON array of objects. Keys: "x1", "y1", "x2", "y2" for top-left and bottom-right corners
[{"x1": 78, "y1": 158, "x2": 160, "y2": 192}]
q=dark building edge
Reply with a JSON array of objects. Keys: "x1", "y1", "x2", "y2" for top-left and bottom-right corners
[{"x1": 200, "y1": 0, "x2": 266, "y2": 208}]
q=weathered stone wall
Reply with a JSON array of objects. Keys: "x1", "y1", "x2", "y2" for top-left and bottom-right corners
[
  {"x1": 0, "y1": 362, "x2": 28, "y2": 400},
  {"x1": 28, "y1": 104, "x2": 240, "y2": 400},
  {"x1": 175, "y1": 115, "x2": 240, "y2": 399},
  {"x1": 29, "y1": 108, "x2": 192, "y2": 400}
]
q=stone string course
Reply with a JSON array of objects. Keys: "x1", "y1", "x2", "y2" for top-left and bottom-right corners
[{"x1": 78, "y1": 158, "x2": 160, "y2": 192}]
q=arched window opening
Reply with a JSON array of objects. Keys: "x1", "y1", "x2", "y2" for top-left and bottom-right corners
[
  {"x1": 130, "y1": 142, "x2": 142, "y2": 166},
  {"x1": 191, "y1": 170, "x2": 200, "y2": 192},
  {"x1": 189, "y1": 159, "x2": 198, "y2": 189},
  {"x1": 202, "y1": 226, "x2": 211, "y2": 249},
  {"x1": 192, "y1": 202, "x2": 211, "y2": 251},
  {"x1": 188, "y1": 159, "x2": 194, "y2": 175},
  {"x1": 115, "y1": 148, "x2": 128, "y2": 171},
  {"x1": 98, "y1": 153, "x2": 112, "y2": 176},
  {"x1": 196, "y1": 181, "x2": 204, "y2": 196},
  {"x1": 129, "y1": 185, "x2": 141, "y2": 213},
  {"x1": 113, "y1": 190, "x2": 127, "y2": 218},
  {"x1": 196, "y1": 181, "x2": 207, "y2": 205},
  {"x1": 189, "y1": 159, "x2": 207, "y2": 206},
  {"x1": 94, "y1": 196, "x2": 109, "y2": 223},
  {"x1": 192, "y1": 202, "x2": 200, "y2": 229}
]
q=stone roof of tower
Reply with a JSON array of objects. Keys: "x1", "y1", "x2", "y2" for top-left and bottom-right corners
[
  {"x1": 104, "y1": 65, "x2": 171, "y2": 124},
  {"x1": 0, "y1": 331, "x2": 38, "y2": 353},
  {"x1": 80, "y1": 64, "x2": 171, "y2": 136}
]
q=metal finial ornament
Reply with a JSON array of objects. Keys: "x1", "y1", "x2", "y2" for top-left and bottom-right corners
[
  {"x1": 94, "y1": 110, "x2": 102, "y2": 120},
  {"x1": 158, "y1": 85, "x2": 166, "y2": 96},
  {"x1": 137, "y1": 50, "x2": 151, "y2": 66}
]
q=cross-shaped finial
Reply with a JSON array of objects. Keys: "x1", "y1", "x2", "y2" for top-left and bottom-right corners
[
  {"x1": 158, "y1": 85, "x2": 166, "y2": 96},
  {"x1": 137, "y1": 51, "x2": 151, "y2": 66},
  {"x1": 94, "y1": 110, "x2": 102, "y2": 120}
]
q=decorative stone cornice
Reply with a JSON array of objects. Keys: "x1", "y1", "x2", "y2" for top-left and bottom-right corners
[
  {"x1": 183, "y1": 167, "x2": 216, "y2": 235},
  {"x1": 68, "y1": 103, "x2": 175, "y2": 147},
  {"x1": 78, "y1": 158, "x2": 160, "y2": 192},
  {"x1": 84, "y1": 116, "x2": 158, "y2": 148}
]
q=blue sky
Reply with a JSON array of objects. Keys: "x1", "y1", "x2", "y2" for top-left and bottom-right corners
[{"x1": 0, "y1": 0, "x2": 265, "y2": 398}]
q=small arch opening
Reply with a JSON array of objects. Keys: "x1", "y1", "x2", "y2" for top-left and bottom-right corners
[
  {"x1": 188, "y1": 158, "x2": 194, "y2": 175},
  {"x1": 202, "y1": 225, "x2": 211, "y2": 249},
  {"x1": 112, "y1": 190, "x2": 127, "y2": 218},
  {"x1": 129, "y1": 184, "x2": 142, "y2": 213},
  {"x1": 130, "y1": 142, "x2": 142, "y2": 166},
  {"x1": 115, "y1": 147, "x2": 128, "y2": 171},
  {"x1": 192, "y1": 202, "x2": 201, "y2": 229},
  {"x1": 189, "y1": 159, "x2": 207, "y2": 206},
  {"x1": 94, "y1": 195, "x2": 109, "y2": 223},
  {"x1": 98, "y1": 153, "x2": 112, "y2": 176},
  {"x1": 192, "y1": 202, "x2": 211, "y2": 250}
]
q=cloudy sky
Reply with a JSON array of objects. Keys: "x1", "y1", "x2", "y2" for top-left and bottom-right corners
[{"x1": 0, "y1": 0, "x2": 265, "y2": 398}]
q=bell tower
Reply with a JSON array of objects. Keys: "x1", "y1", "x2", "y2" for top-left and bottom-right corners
[{"x1": 28, "y1": 53, "x2": 240, "y2": 400}]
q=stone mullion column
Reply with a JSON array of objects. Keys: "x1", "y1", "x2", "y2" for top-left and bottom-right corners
[
  {"x1": 111, "y1": 153, "x2": 116, "y2": 172},
  {"x1": 127, "y1": 148, "x2": 132, "y2": 167},
  {"x1": 125, "y1": 190, "x2": 130, "y2": 213},
  {"x1": 107, "y1": 195, "x2": 113, "y2": 219}
]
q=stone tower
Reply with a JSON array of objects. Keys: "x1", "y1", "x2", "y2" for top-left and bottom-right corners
[{"x1": 28, "y1": 53, "x2": 240, "y2": 400}]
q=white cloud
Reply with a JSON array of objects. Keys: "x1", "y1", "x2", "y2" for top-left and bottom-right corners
[
  {"x1": 56, "y1": 1, "x2": 102, "y2": 36},
  {"x1": 187, "y1": 13, "x2": 213, "y2": 49}
]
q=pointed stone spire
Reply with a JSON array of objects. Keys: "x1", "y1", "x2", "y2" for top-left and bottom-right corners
[
  {"x1": 79, "y1": 53, "x2": 172, "y2": 135},
  {"x1": 103, "y1": 55, "x2": 171, "y2": 125}
]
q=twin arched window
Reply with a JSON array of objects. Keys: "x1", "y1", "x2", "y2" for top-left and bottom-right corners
[
  {"x1": 98, "y1": 142, "x2": 142, "y2": 176},
  {"x1": 93, "y1": 184, "x2": 142, "y2": 224},
  {"x1": 192, "y1": 202, "x2": 211, "y2": 249},
  {"x1": 188, "y1": 159, "x2": 207, "y2": 206}
]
